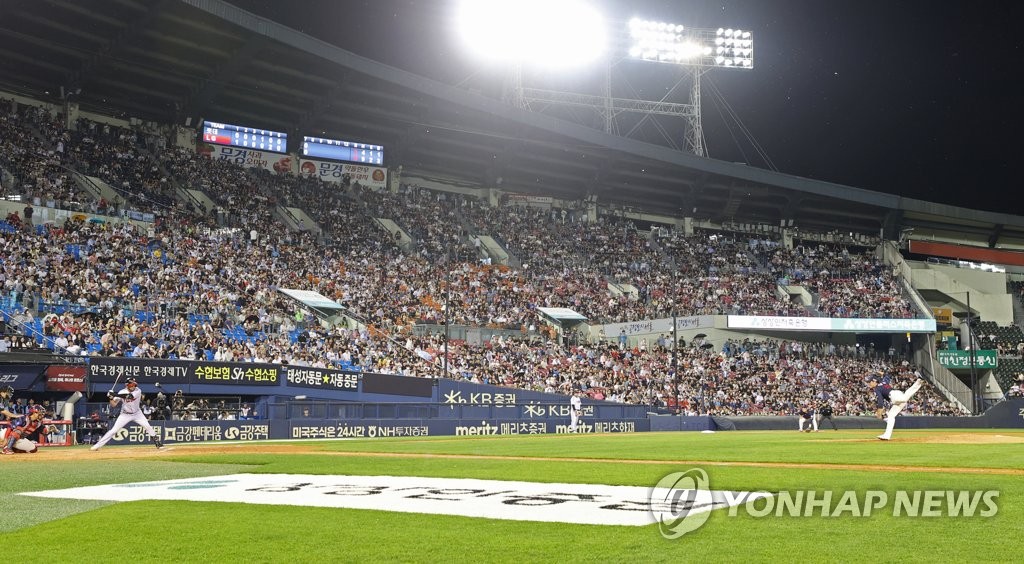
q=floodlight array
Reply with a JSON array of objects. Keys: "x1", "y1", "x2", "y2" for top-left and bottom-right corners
[
  {"x1": 627, "y1": 18, "x2": 753, "y2": 69},
  {"x1": 713, "y1": 27, "x2": 753, "y2": 68}
]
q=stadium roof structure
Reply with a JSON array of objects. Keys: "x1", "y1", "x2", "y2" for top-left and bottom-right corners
[{"x1": 3, "y1": 0, "x2": 1024, "y2": 247}]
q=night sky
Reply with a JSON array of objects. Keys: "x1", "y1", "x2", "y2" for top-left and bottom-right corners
[{"x1": 227, "y1": 0, "x2": 1024, "y2": 216}]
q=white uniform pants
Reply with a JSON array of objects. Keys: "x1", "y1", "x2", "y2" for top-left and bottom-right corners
[
  {"x1": 799, "y1": 416, "x2": 818, "y2": 431},
  {"x1": 91, "y1": 411, "x2": 157, "y2": 449},
  {"x1": 570, "y1": 409, "x2": 580, "y2": 432},
  {"x1": 880, "y1": 379, "x2": 924, "y2": 439}
]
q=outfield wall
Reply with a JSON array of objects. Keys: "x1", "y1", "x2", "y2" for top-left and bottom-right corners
[
  {"x1": 711, "y1": 416, "x2": 885, "y2": 431},
  {"x1": 896, "y1": 398, "x2": 1024, "y2": 429},
  {"x1": 92, "y1": 400, "x2": 1022, "y2": 446},
  {"x1": 99, "y1": 417, "x2": 651, "y2": 446},
  {"x1": 651, "y1": 399, "x2": 1024, "y2": 431}
]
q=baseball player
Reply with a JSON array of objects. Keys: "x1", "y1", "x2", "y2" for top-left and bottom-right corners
[
  {"x1": 797, "y1": 405, "x2": 818, "y2": 432},
  {"x1": 818, "y1": 402, "x2": 838, "y2": 431},
  {"x1": 90, "y1": 378, "x2": 164, "y2": 450},
  {"x1": 870, "y1": 373, "x2": 925, "y2": 441},
  {"x1": 569, "y1": 391, "x2": 583, "y2": 433},
  {"x1": 1, "y1": 385, "x2": 18, "y2": 419},
  {"x1": 0, "y1": 385, "x2": 19, "y2": 444},
  {"x1": 2, "y1": 405, "x2": 45, "y2": 454}
]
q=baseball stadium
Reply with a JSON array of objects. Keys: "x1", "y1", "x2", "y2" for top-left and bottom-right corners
[{"x1": 0, "y1": 1, "x2": 1021, "y2": 562}]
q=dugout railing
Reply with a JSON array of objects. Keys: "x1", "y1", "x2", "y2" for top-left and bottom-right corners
[{"x1": 0, "y1": 420, "x2": 74, "y2": 447}]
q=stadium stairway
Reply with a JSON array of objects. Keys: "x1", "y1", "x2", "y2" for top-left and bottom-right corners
[
  {"x1": 374, "y1": 217, "x2": 413, "y2": 253},
  {"x1": 1011, "y1": 285, "x2": 1024, "y2": 328},
  {"x1": 646, "y1": 228, "x2": 678, "y2": 273},
  {"x1": 76, "y1": 174, "x2": 122, "y2": 206},
  {"x1": 274, "y1": 205, "x2": 321, "y2": 235}
]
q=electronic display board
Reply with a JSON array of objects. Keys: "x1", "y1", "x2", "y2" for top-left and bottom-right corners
[
  {"x1": 302, "y1": 136, "x2": 383, "y2": 165},
  {"x1": 202, "y1": 121, "x2": 287, "y2": 152}
]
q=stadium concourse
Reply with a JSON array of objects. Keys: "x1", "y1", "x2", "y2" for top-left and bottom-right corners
[{"x1": 0, "y1": 101, "x2": 963, "y2": 420}]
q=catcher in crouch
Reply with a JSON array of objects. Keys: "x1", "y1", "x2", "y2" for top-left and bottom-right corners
[
  {"x1": 90, "y1": 378, "x2": 164, "y2": 451},
  {"x1": 2, "y1": 405, "x2": 46, "y2": 454}
]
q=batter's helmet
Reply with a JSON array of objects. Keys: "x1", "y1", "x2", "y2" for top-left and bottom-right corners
[{"x1": 126, "y1": 378, "x2": 138, "y2": 387}]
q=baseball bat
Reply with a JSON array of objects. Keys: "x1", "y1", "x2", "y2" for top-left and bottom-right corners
[{"x1": 108, "y1": 372, "x2": 123, "y2": 395}]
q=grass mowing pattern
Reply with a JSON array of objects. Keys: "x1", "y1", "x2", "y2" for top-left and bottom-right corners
[
  {"x1": 1, "y1": 430, "x2": 1019, "y2": 563},
  {"x1": 308, "y1": 430, "x2": 1024, "y2": 470},
  {"x1": 0, "y1": 461, "x2": 257, "y2": 533}
]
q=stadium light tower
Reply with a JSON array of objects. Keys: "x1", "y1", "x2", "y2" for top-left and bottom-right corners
[
  {"x1": 624, "y1": 19, "x2": 753, "y2": 156},
  {"x1": 493, "y1": 12, "x2": 755, "y2": 157}
]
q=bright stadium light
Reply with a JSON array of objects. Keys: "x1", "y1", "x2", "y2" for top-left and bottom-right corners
[
  {"x1": 456, "y1": 0, "x2": 607, "y2": 68},
  {"x1": 505, "y1": 12, "x2": 759, "y2": 158},
  {"x1": 627, "y1": 18, "x2": 753, "y2": 69}
]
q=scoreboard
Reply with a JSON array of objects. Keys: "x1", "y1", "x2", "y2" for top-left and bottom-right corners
[
  {"x1": 202, "y1": 121, "x2": 287, "y2": 153},
  {"x1": 302, "y1": 136, "x2": 384, "y2": 165}
]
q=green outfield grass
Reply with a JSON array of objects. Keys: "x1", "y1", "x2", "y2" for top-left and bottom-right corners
[{"x1": 2, "y1": 429, "x2": 1020, "y2": 563}]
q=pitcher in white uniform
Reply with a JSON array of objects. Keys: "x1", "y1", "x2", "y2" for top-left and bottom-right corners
[{"x1": 91, "y1": 378, "x2": 164, "y2": 450}]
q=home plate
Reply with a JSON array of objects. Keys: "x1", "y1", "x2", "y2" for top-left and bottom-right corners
[{"x1": 21, "y1": 473, "x2": 769, "y2": 526}]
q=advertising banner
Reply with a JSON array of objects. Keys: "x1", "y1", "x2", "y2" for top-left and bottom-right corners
[
  {"x1": 505, "y1": 194, "x2": 553, "y2": 207},
  {"x1": 199, "y1": 143, "x2": 295, "y2": 175},
  {"x1": 191, "y1": 361, "x2": 280, "y2": 386},
  {"x1": 44, "y1": 365, "x2": 87, "y2": 392},
  {"x1": 298, "y1": 158, "x2": 387, "y2": 189},
  {"x1": 0, "y1": 364, "x2": 43, "y2": 390},
  {"x1": 105, "y1": 421, "x2": 275, "y2": 445},
  {"x1": 88, "y1": 358, "x2": 191, "y2": 386},
  {"x1": 289, "y1": 418, "x2": 648, "y2": 439},
  {"x1": 88, "y1": 359, "x2": 280, "y2": 386},
  {"x1": 101, "y1": 418, "x2": 648, "y2": 445},
  {"x1": 600, "y1": 315, "x2": 714, "y2": 338},
  {"x1": 937, "y1": 350, "x2": 998, "y2": 369},
  {"x1": 728, "y1": 315, "x2": 936, "y2": 333},
  {"x1": 931, "y1": 307, "x2": 953, "y2": 325},
  {"x1": 285, "y1": 366, "x2": 359, "y2": 392}
]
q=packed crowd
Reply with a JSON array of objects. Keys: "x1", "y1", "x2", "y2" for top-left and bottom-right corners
[
  {"x1": 0, "y1": 100, "x2": 961, "y2": 416},
  {"x1": 0, "y1": 105, "x2": 81, "y2": 210},
  {"x1": 1, "y1": 104, "x2": 179, "y2": 219},
  {"x1": 761, "y1": 245, "x2": 915, "y2": 318},
  {"x1": 409, "y1": 334, "x2": 960, "y2": 416},
  {"x1": 1007, "y1": 374, "x2": 1024, "y2": 398}
]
